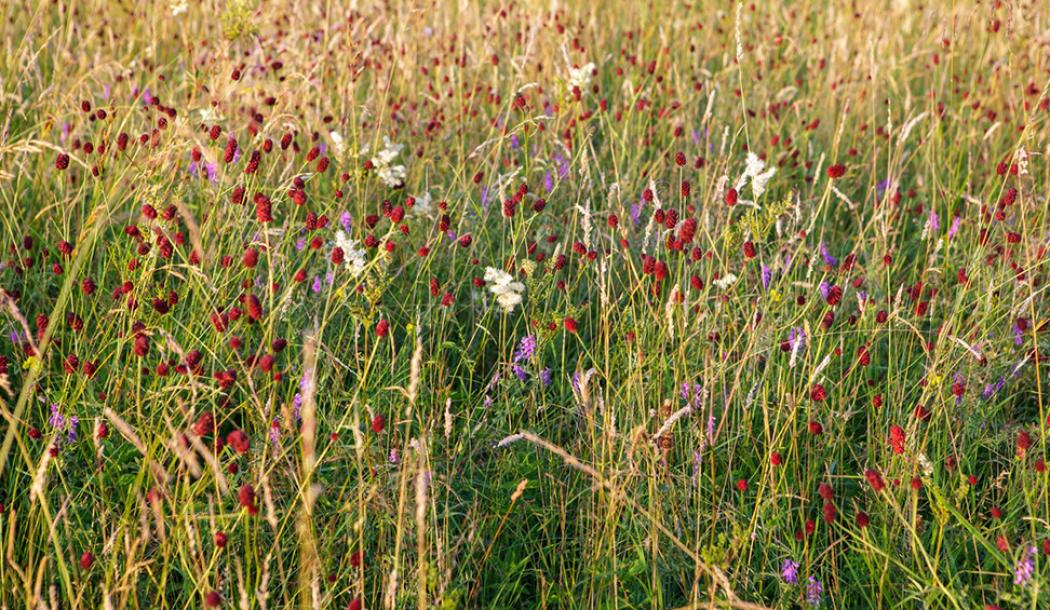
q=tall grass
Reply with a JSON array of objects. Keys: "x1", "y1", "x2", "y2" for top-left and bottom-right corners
[{"x1": 0, "y1": 0, "x2": 1048, "y2": 608}]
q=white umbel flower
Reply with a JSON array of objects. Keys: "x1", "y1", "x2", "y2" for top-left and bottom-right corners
[
  {"x1": 568, "y1": 63, "x2": 595, "y2": 92},
  {"x1": 713, "y1": 273, "x2": 738, "y2": 290},
  {"x1": 484, "y1": 267, "x2": 525, "y2": 313},
  {"x1": 734, "y1": 152, "x2": 777, "y2": 200},
  {"x1": 171, "y1": 1, "x2": 187, "y2": 15},
  {"x1": 334, "y1": 231, "x2": 368, "y2": 276},
  {"x1": 371, "y1": 136, "x2": 406, "y2": 188},
  {"x1": 329, "y1": 131, "x2": 346, "y2": 157},
  {"x1": 410, "y1": 192, "x2": 434, "y2": 218}
]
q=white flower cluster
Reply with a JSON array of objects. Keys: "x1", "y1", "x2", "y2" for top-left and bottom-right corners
[
  {"x1": 734, "y1": 152, "x2": 776, "y2": 201},
  {"x1": 484, "y1": 267, "x2": 525, "y2": 313},
  {"x1": 410, "y1": 191, "x2": 434, "y2": 218},
  {"x1": 371, "y1": 136, "x2": 406, "y2": 188},
  {"x1": 329, "y1": 131, "x2": 346, "y2": 157},
  {"x1": 567, "y1": 63, "x2": 595, "y2": 92},
  {"x1": 334, "y1": 230, "x2": 368, "y2": 276}
]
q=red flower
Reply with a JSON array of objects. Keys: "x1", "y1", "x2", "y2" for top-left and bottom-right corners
[
  {"x1": 133, "y1": 333, "x2": 150, "y2": 357},
  {"x1": 827, "y1": 163, "x2": 846, "y2": 178},
  {"x1": 888, "y1": 425, "x2": 906, "y2": 455},
  {"x1": 205, "y1": 591, "x2": 222, "y2": 607},
  {"x1": 864, "y1": 469, "x2": 885, "y2": 491},
  {"x1": 79, "y1": 551, "x2": 94, "y2": 569},
  {"x1": 564, "y1": 317, "x2": 578, "y2": 333},
  {"x1": 376, "y1": 319, "x2": 389, "y2": 337},
  {"x1": 226, "y1": 430, "x2": 250, "y2": 454},
  {"x1": 810, "y1": 384, "x2": 827, "y2": 402},
  {"x1": 1017, "y1": 430, "x2": 1032, "y2": 456},
  {"x1": 246, "y1": 293, "x2": 262, "y2": 321},
  {"x1": 238, "y1": 484, "x2": 259, "y2": 515},
  {"x1": 822, "y1": 502, "x2": 836, "y2": 523},
  {"x1": 371, "y1": 414, "x2": 386, "y2": 433},
  {"x1": 855, "y1": 510, "x2": 870, "y2": 528}
]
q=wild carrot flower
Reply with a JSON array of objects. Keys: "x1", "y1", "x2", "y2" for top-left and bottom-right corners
[
  {"x1": 484, "y1": 267, "x2": 525, "y2": 313},
  {"x1": 370, "y1": 137, "x2": 406, "y2": 188},
  {"x1": 734, "y1": 152, "x2": 776, "y2": 200},
  {"x1": 567, "y1": 62, "x2": 596, "y2": 92},
  {"x1": 333, "y1": 231, "x2": 367, "y2": 276}
]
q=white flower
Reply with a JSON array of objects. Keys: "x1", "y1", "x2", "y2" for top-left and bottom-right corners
[
  {"x1": 329, "y1": 131, "x2": 345, "y2": 157},
  {"x1": 371, "y1": 136, "x2": 406, "y2": 188},
  {"x1": 713, "y1": 273, "x2": 738, "y2": 290},
  {"x1": 334, "y1": 231, "x2": 368, "y2": 276},
  {"x1": 484, "y1": 267, "x2": 525, "y2": 313},
  {"x1": 734, "y1": 152, "x2": 777, "y2": 200},
  {"x1": 568, "y1": 63, "x2": 595, "y2": 92},
  {"x1": 171, "y1": 1, "x2": 187, "y2": 15},
  {"x1": 410, "y1": 192, "x2": 434, "y2": 218}
]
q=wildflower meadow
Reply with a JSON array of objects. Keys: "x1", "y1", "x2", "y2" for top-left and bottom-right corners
[{"x1": 1, "y1": 0, "x2": 1049, "y2": 608}]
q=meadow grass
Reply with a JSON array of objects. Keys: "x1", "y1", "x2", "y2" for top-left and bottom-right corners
[{"x1": 0, "y1": 0, "x2": 1048, "y2": 608}]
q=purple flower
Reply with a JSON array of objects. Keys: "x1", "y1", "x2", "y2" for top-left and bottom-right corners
[
  {"x1": 819, "y1": 243, "x2": 837, "y2": 267},
  {"x1": 514, "y1": 335, "x2": 536, "y2": 362},
  {"x1": 928, "y1": 209, "x2": 940, "y2": 233},
  {"x1": 512, "y1": 365, "x2": 527, "y2": 382},
  {"x1": 806, "y1": 577, "x2": 823, "y2": 606},
  {"x1": 1014, "y1": 545, "x2": 1036, "y2": 585},
  {"x1": 630, "y1": 202, "x2": 642, "y2": 225},
  {"x1": 544, "y1": 171, "x2": 554, "y2": 193},
  {"x1": 510, "y1": 134, "x2": 520, "y2": 150},
  {"x1": 876, "y1": 178, "x2": 891, "y2": 199},
  {"x1": 761, "y1": 264, "x2": 772, "y2": 291},
  {"x1": 340, "y1": 211, "x2": 353, "y2": 232},
  {"x1": 48, "y1": 403, "x2": 64, "y2": 429},
  {"x1": 948, "y1": 215, "x2": 962, "y2": 239},
  {"x1": 781, "y1": 559, "x2": 799, "y2": 584},
  {"x1": 540, "y1": 368, "x2": 552, "y2": 387},
  {"x1": 486, "y1": 372, "x2": 501, "y2": 394}
]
